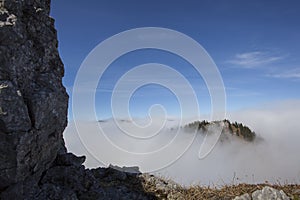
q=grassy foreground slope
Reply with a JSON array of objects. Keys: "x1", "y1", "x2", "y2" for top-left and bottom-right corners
[{"x1": 140, "y1": 174, "x2": 300, "y2": 199}]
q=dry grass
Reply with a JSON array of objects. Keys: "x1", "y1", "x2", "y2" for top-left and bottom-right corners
[
  {"x1": 183, "y1": 184, "x2": 300, "y2": 200},
  {"x1": 141, "y1": 175, "x2": 300, "y2": 200}
]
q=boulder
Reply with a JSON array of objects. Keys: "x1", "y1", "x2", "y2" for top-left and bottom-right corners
[
  {"x1": 234, "y1": 186, "x2": 290, "y2": 200},
  {"x1": 252, "y1": 186, "x2": 290, "y2": 200}
]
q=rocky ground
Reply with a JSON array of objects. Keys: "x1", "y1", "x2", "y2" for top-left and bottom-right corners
[{"x1": 0, "y1": 152, "x2": 157, "y2": 199}]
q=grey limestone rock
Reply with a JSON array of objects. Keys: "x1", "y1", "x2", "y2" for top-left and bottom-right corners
[
  {"x1": 234, "y1": 186, "x2": 290, "y2": 200},
  {"x1": 0, "y1": 0, "x2": 68, "y2": 190},
  {"x1": 233, "y1": 193, "x2": 251, "y2": 200},
  {"x1": 251, "y1": 186, "x2": 290, "y2": 200},
  {"x1": 0, "y1": 0, "x2": 157, "y2": 199}
]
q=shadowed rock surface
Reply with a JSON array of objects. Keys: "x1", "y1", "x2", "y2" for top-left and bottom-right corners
[
  {"x1": 0, "y1": 0, "x2": 68, "y2": 189},
  {"x1": 0, "y1": 0, "x2": 157, "y2": 199},
  {"x1": 0, "y1": 153, "x2": 156, "y2": 199}
]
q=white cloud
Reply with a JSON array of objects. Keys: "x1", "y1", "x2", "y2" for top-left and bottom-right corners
[
  {"x1": 227, "y1": 51, "x2": 283, "y2": 68},
  {"x1": 267, "y1": 68, "x2": 300, "y2": 79},
  {"x1": 64, "y1": 100, "x2": 300, "y2": 186}
]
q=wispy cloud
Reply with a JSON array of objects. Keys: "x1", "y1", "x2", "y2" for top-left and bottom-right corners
[
  {"x1": 227, "y1": 51, "x2": 283, "y2": 68},
  {"x1": 226, "y1": 87, "x2": 262, "y2": 97},
  {"x1": 266, "y1": 68, "x2": 300, "y2": 80}
]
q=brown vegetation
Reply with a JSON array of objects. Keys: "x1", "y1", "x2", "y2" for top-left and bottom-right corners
[{"x1": 141, "y1": 175, "x2": 300, "y2": 200}]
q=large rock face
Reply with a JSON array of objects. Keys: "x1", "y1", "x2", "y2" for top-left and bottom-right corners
[
  {"x1": 0, "y1": 1, "x2": 157, "y2": 199},
  {"x1": 0, "y1": 0, "x2": 68, "y2": 189}
]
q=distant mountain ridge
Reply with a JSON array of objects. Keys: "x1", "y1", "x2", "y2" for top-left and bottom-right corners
[{"x1": 184, "y1": 119, "x2": 256, "y2": 142}]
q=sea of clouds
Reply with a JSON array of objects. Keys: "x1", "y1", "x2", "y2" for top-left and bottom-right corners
[{"x1": 64, "y1": 100, "x2": 300, "y2": 186}]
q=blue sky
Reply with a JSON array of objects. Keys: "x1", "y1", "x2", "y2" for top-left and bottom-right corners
[{"x1": 51, "y1": 0, "x2": 300, "y2": 120}]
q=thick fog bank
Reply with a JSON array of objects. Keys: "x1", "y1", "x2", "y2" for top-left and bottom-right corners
[{"x1": 64, "y1": 100, "x2": 300, "y2": 186}]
